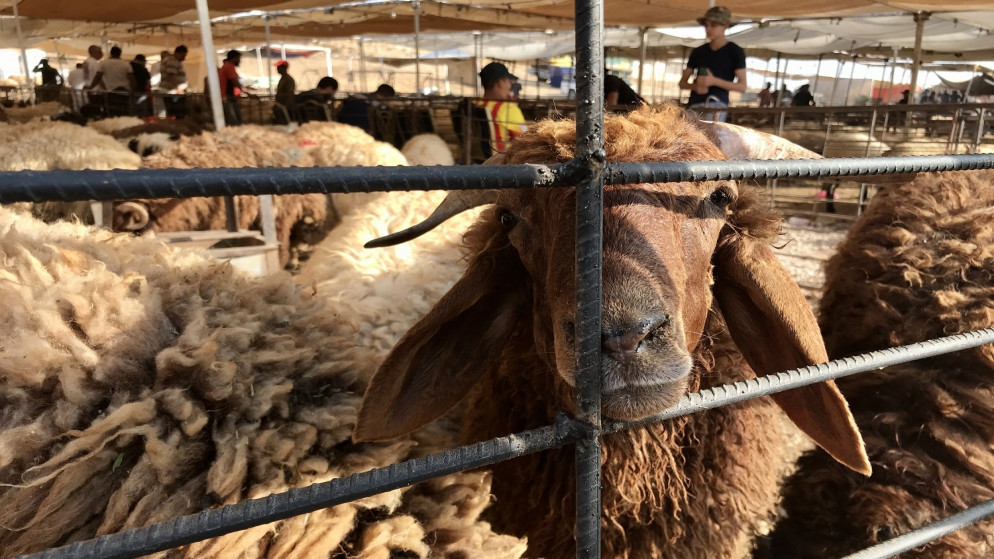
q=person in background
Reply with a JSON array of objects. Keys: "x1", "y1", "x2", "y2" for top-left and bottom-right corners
[
  {"x1": 67, "y1": 63, "x2": 86, "y2": 90},
  {"x1": 475, "y1": 62, "x2": 526, "y2": 153},
  {"x1": 758, "y1": 82, "x2": 773, "y2": 107},
  {"x1": 158, "y1": 45, "x2": 188, "y2": 119},
  {"x1": 218, "y1": 50, "x2": 246, "y2": 126},
  {"x1": 792, "y1": 83, "x2": 815, "y2": 107},
  {"x1": 32, "y1": 59, "x2": 62, "y2": 87},
  {"x1": 89, "y1": 46, "x2": 134, "y2": 92},
  {"x1": 131, "y1": 54, "x2": 152, "y2": 117},
  {"x1": 772, "y1": 84, "x2": 792, "y2": 106},
  {"x1": 293, "y1": 76, "x2": 338, "y2": 123},
  {"x1": 679, "y1": 6, "x2": 746, "y2": 122},
  {"x1": 604, "y1": 69, "x2": 644, "y2": 112},
  {"x1": 273, "y1": 59, "x2": 296, "y2": 123},
  {"x1": 336, "y1": 83, "x2": 396, "y2": 135},
  {"x1": 83, "y1": 45, "x2": 103, "y2": 89},
  {"x1": 32, "y1": 59, "x2": 63, "y2": 102}
]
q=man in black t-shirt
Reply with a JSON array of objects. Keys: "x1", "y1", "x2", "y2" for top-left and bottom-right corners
[{"x1": 678, "y1": 6, "x2": 746, "y2": 122}]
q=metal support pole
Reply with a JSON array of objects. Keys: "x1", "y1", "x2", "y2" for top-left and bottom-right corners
[
  {"x1": 574, "y1": 0, "x2": 604, "y2": 554},
  {"x1": 637, "y1": 27, "x2": 648, "y2": 94},
  {"x1": 196, "y1": 0, "x2": 225, "y2": 132},
  {"x1": 358, "y1": 37, "x2": 368, "y2": 92},
  {"x1": 473, "y1": 32, "x2": 482, "y2": 97},
  {"x1": 773, "y1": 52, "x2": 783, "y2": 106},
  {"x1": 830, "y1": 58, "x2": 844, "y2": 106},
  {"x1": 325, "y1": 48, "x2": 333, "y2": 77},
  {"x1": 11, "y1": 0, "x2": 32, "y2": 98},
  {"x1": 905, "y1": 11, "x2": 929, "y2": 136},
  {"x1": 413, "y1": 0, "x2": 421, "y2": 94},
  {"x1": 843, "y1": 55, "x2": 857, "y2": 106},
  {"x1": 264, "y1": 15, "x2": 274, "y2": 95},
  {"x1": 812, "y1": 54, "x2": 823, "y2": 99}
]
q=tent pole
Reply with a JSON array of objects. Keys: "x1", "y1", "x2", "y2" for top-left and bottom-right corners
[
  {"x1": 11, "y1": 0, "x2": 32, "y2": 97},
  {"x1": 905, "y1": 11, "x2": 929, "y2": 136},
  {"x1": 255, "y1": 48, "x2": 264, "y2": 83},
  {"x1": 830, "y1": 57, "x2": 843, "y2": 106},
  {"x1": 196, "y1": 0, "x2": 225, "y2": 132},
  {"x1": 843, "y1": 55, "x2": 856, "y2": 106},
  {"x1": 888, "y1": 48, "x2": 898, "y2": 102},
  {"x1": 474, "y1": 32, "x2": 482, "y2": 97},
  {"x1": 325, "y1": 48, "x2": 333, "y2": 77},
  {"x1": 637, "y1": 26, "x2": 648, "y2": 94},
  {"x1": 773, "y1": 52, "x2": 782, "y2": 106},
  {"x1": 908, "y1": 11, "x2": 928, "y2": 107},
  {"x1": 413, "y1": 0, "x2": 421, "y2": 94},
  {"x1": 812, "y1": 54, "x2": 822, "y2": 97},
  {"x1": 358, "y1": 37, "x2": 368, "y2": 92},
  {"x1": 264, "y1": 15, "x2": 274, "y2": 95}
]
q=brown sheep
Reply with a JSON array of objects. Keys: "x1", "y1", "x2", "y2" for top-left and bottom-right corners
[
  {"x1": 769, "y1": 169, "x2": 994, "y2": 558},
  {"x1": 353, "y1": 105, "x2": 871, "y2": 559},
  {"x1": 112, "y1": 125, "x2": 333, "y2": 269}
]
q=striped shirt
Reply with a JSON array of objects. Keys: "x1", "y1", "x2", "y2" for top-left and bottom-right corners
[{"x1": 475, "y1": 99, "x2": 526, "y2": 153}]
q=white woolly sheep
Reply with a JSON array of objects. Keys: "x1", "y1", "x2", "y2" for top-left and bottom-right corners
[
  {"x1": 353, "y1": 105, "x2": 871, "y2": 559},
  {"x1": 401, "y1": 133, "x2": 456, "y2": 167},
  {"x1": 0, "y1": 206, "x2": 525, "y2": 559},
  {"x1": 290, "y1": 121, "x2": 411, "y2": 218},
  {"x1": 0, "y1": 120, "x2": 142, "y2": 224},
  {"x1": 769, "y1": 168, "x2": 994, "y2": 558}
]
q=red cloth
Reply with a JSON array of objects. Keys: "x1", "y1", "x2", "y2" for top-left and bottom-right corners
[{"x1": 218, "y1": 61, "x2": 241, "y2": 99}]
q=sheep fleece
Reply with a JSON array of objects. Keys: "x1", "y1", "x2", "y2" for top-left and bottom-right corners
[
  {"x1": 770, "y1": 169, "x2": 994, "y2": 558},
  {"x1": 0, "y1": 208, "x2": 524, "y2": 559}
]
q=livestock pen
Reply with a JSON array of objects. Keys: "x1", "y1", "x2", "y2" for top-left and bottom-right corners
[{"x1": 3, "y1": 11, "x2": 994, "y2": 559}]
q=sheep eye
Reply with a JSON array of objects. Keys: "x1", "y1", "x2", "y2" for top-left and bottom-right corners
[
  {"x1": 708, "y1": 188, "x2": 733, "y2": 208},
  {"x1": 498, "y1": 209, "x2": 518, "y2": 229}
]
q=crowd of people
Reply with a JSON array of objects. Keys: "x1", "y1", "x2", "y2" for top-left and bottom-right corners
[{"x1": 15, "y1": 7, "x2": 976, "y2": 146}]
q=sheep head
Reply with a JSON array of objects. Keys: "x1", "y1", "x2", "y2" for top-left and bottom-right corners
[{"x1": 356, "y1": 105, "x2": 870, "y2": 475}]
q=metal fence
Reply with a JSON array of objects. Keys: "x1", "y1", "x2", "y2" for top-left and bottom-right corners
[{"x1": 4, "y1": 0, "x2": 994, "y2": 557}]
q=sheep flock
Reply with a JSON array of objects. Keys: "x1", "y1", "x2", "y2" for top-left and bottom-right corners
[{"x1": 1, "y1": 104, "x2": 992, "y2": 559}]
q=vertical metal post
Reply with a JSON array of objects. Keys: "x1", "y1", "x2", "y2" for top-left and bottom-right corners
[
  {"x1": 473, "y1": 32, "x2": 482, "y2": 97},
  {"x1": 830, "y1": 58, "x2": 844, "y2": 106},
  {"x1": 905, "y1": 12, "x2": 929, "y2": 136},
  {"x1": 264, "y1": 15, "x2": 274, "y2": 95},
  {"x1": 574, "y1": 0, "x2": 604, "y2": 554},
  {"x1": 843, "y1": 56, "x2": 856, "y2": 106},
  {"x1": 196, "y1": 0, "x2": 225, "y2": 132},
  {"x1": 812, "y1": 54, "x2": 823, "y2": 98},
  {"x1": 637, "y1": 27, "x2": 648, "y2": 94},
  {"x1": 11, "y1": 0, "x2": 32, "y2": 99},
  {"x1": 325, "y1": 48, "x2": 333, "y2": 77},
  {"x1": 358, "y1": 37, "x2": 368, "y2": 92},
  {"x1": 413, "y1": 0, "x2": 421, "y2": 94},
  {"x1": 773, "y1": 52, "x2": 782, "y2": 106}
]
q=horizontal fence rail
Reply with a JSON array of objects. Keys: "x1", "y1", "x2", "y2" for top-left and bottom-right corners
[
  {"x1": 1, "y1": 154, "x2": 993, "y2": 204},
  {"x1": 839, "y1": 498, "x2": 994, "y2": 559},
  {"x1": 16, "y1": 422, "x2": 576, "y2": 559},
  {"x1": 16, "y1": 328, "x2": 994, "y2": 559}
]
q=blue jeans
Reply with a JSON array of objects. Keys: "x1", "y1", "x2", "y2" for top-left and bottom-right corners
[{"x1": 689, "y1": 97, "x2": 729, "y2": 123}]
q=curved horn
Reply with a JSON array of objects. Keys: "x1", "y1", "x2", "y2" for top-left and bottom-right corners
[
  {"x1": 364, "y1": 190, "x2": 498, "y2": 248},
  {"x1": 707, "y1": 122, "x2": 915, "y2": 184},
  {"x1": 115, "y1": 201, "x2": 150, "y2": 231}
]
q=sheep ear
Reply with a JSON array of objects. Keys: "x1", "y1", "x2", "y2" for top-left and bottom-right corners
[
  {"x1": 354, "y1": 243, "x2": 529, "y2": 442},
  {"x1": 713, "y1": 235, "x2": 872, "y2": 476}
]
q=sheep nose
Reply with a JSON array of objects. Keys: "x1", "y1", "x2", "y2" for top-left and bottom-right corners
[{"x1": 602, "y1": 315, "x2": 668, "y2": 362}]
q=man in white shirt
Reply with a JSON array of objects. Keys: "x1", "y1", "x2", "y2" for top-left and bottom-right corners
[
  {"x1": 83, "y1": 45, "x2": 103, "y2": 90},
  {"x1": 67, "y1": 63, "x2": 86, "y2": 89},
  {"x1": 90, "y1": 46, "x2": 135, "y2": 92}
]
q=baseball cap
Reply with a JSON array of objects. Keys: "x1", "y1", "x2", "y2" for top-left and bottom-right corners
[
  {"x1": 697, "y1": 6, "x2": 735, "y2": 26},
  {"x1": 479, "y1": 62, "x2": 518, "y2": 84},
  {"x1": 275, "y1": 59, "x2": 288, "y2": 68}
]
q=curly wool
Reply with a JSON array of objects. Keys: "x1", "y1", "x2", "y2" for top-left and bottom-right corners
[
  {"x1": 0, "y1": 208, "x2": 524, "y2": 559},
  {"x1": 771, "y1": 169, "x2": 994, "y2": 558}
]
